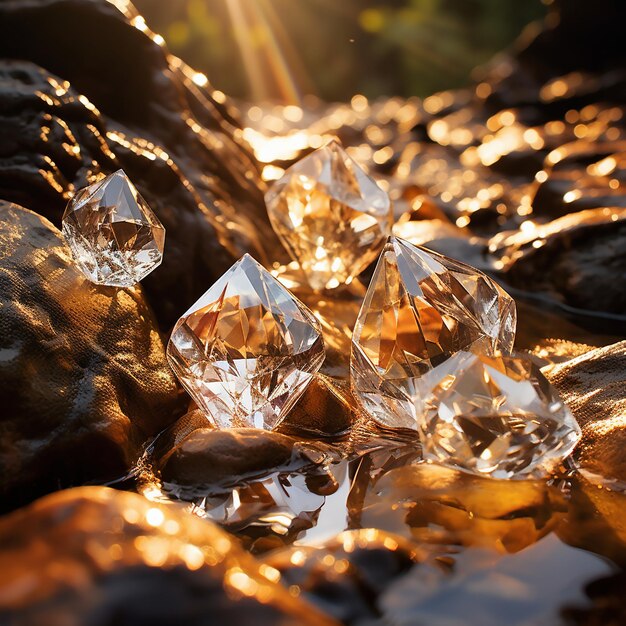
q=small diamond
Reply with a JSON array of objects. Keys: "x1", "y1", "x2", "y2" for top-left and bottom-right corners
[
  {"x1": 167, "y1": 254, "x2": 325, "y2": 430},
  {"x1": 351, "y1": 237, "x2": 516, "y2": 429},
  {"x1": 62, "y1": 170, "x2": 165, "y2": 287},
  {"x1": 265, "y1": 140, "x2": 392, "y2": 291},
  {"x1": 417, "y1": 351, "x2": 581, "y2": 479}
]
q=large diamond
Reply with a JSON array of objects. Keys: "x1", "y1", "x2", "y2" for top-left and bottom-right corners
[
  {"x1": 351, "y1": 237, "x2": 516, "y2": 429},
  {"x1": 265, "y1": 140, "x2": 391, "y2": 291},
  {"x1": 167, "y1": 254, "x2": 325, "y2": 430},
  {"x1": 417, "y1": 351, "x2": 581, "y2": 479},
  {"x1": 62, "y1": 170, "x2": 165, "y2": 287}
]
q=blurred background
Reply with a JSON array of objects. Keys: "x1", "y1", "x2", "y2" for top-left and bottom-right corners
[{"x1": 133, "y1": 0, "x2": 546, "y2": 103}]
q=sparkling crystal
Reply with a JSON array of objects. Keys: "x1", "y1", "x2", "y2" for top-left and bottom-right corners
[
  {"x1": 62, "y1": 170, "x2": 165, "y2": 287},
  {"x1": 418, "y1": 351, "x2": 581, "y2": 479},
  {"x1": 265, "y1": 140, "x2": 392, "y2": 291},
  {"x1": 167, "y1": 254, "x2": 325, "y2": 430},
  {"x1": 351, "y1": 237, "x2": 516, "y2": 429}
]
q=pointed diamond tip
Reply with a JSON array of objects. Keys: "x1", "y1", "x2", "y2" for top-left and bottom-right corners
[{"x1": 351, "y1": 241, "x2": 517, "y2": 431}]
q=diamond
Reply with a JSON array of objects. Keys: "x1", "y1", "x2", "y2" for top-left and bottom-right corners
[
  {"x1": 167, "y1": 254, "x2": 325, "y2": 430},
  {"x1": 265, "y1": 140, "x2": 392, "y2": 291},
  {"x1": 417, "y1": 351, "x2": 581, "y2": 479},
  {"x1": 351, "y1": 237, "x2": 516, "y2": 429},
  {"x1": 62, "y1": 170, "x2": 165, "y2": 287}
]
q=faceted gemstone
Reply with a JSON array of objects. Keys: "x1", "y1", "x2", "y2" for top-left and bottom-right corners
[
  {"x1": 167, "y1": 254, "x2": 325, "y2": 430},
  {"x1": 62, "y1": 170, "x2": 165, "y2": 287},
  {"x1": 265, "y1": 140, "x2": 391, "y2": 291},
  {"x1": 351, "y1": 237, "x2": 516, "y2": 429},
  {"x1": 417, "y1": 351, "x2": 581, "y2": 479}
]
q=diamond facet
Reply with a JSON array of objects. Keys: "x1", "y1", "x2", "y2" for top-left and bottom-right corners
[
  {"x1": 62, "y1": 170, "x2": 165, "y2": 287},
  {"x1": 417, "y1": 351, "x2": 581, "y2": 479},
  {"x1": 167, "y1": 254, "x2": 325, "y2": 430},
  {"x1": 265, "y1": 140, "x2": 392, "y2": 291},
  {"x1": 351, "y1": 237, "x2": 516, "y2": 429}
]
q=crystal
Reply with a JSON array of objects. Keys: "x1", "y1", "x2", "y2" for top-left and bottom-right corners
[
  {"x1": 265, "y1": 140, "x2": 392, "y2": 291},
  {"x1": 167, "y1": 254, "x2": 325, "y2": 430},
  {"x1": 417, "y1": 351, "x2": 581, "y2": 479},
  {"x1": 351, "y1": 237, "x2": 516, "y2": 429},
  {"x1": 62, "y1": 170, "x2": 165, "y2": 287}
]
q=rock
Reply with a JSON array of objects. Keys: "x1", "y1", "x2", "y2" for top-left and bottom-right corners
[
  {"x1": 491, "y1": 208, "x2": 626, "y2": 316},
  {"x1": 0, "y1": 202, "x2": 183, "y2": 509},
  {"x1": 0, "y1": 0, "x2": 284, "y2": 329},
  {"x1": 0, "y1": 487, "x2": 337, "y2": 625},
  {"x1": 265, "y1": 530, "x2": 423, "y2": 625},
  {"x1": 279, "y1": 376, "x2": 356, "y2": 437},
  {"x1": 548, "y1": 341, "x2": 626, "y2": 481},
  {"x1": 159, "y1": 428, "x2": 331, "y2": 490}
]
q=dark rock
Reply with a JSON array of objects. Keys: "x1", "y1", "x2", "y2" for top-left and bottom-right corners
[
  {"x1": 159, "y1": 427, "x2": 331, "y2": 489},
  {"x1": 492, "y1": 208, "x2": 626, "y2": 316},
  {"x1": 0, "y1": 0, "x2": 284, "y2": 329},
  {"x1": 0, "y1": 202, "x2": 183, "y2": 509},
  {"x1": 265, "y1": 530, "x2": 422, "y2": 625},
  {"x1": 0, "y1": 487, "x2": 336, "y2": 626},
  {"x1": 279, "y1": 376, "x2": 356, "y2": 438}
]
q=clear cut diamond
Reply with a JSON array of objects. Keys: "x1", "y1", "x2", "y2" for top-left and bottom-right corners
[
  {"x1": 351, "y1": 237, "x2": 516, "y2": 429},
  {"x1": 62, "y1": 170, "x2": 165, "y2": 287},
  {"x1": 417, "y1": 351, "x2": 581, "y2": 479},
  {"x1": 167, "y1": 254, "x2": 325, "y2": 430},
  {"x1": 265, "y1": 139, "x2": 391, "y2": 291}
]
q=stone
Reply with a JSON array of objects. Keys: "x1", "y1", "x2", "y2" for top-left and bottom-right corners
[
  {"x1": 265, "y1": 530, "x2": 421, "y2": 625},
  {"x1": 351, "y1": 237, "x2": 516, "y2": 429},
  {"x1": 62, "y1": 170, "x2": 165, "y2": 286},
  {"x1": 158, "y1": 428, "x2": 330, "y2": 489},
  {"x1": 265, "y1": 140, "x2": 391, "y2": 291},
  {"x1": 0, "y1": 487, "x2": 336, "y2": 626},
  {"x1": 279, "y1": 375, "x2": 357, "y2": 437},
  {"x1": 418, "y1": 351, "x2": 581, "y2": 479},
  {"x1": 0, "y1": 202, "x2": 183, "y2": 510},
  {"x1": 0, "y1": 0, "x2": 283, "y2": 328},
  {"x1": 493, "y1": 207, "x2": 626, "y2": 316},
  {"x1": 167, "y1": 254, "x2": 325, "y2": 430},
  {"x1": 150, "y1": 428, "x2": 337, "y2": 552}
]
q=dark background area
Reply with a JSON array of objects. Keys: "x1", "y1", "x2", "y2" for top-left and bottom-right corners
[{"x1": 133, "y1": 0, "x2": 546, "y2": 102}]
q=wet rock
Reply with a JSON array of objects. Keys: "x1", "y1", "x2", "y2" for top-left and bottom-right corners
[
  {"x1": 548, "y1": 341, "x2": 626, "y2": 481},
  {"x1": 279, "y1": 376, "x2": 356, "y2": 437},
  {"x1": 491, "y1": 208, "x2": 626, "y2": 315},
  {"x1": 0, "y1": 0, "x2": 283, "y2": 328},
  {"x1": 159, "y1": 428, "x2": 331, "y2": 489},
  {"x1": 265, "y1": 530, "x2": 423, "y2": 625},
  {"x1": 533, "y1": 141, "x2": 626, "y2": 219},
  {"x1": 0, "y1": 202, "x2": 183, "y2": 509},
  {"x1": 0, "y1": 487, "x2": 336, "y2": 626}
]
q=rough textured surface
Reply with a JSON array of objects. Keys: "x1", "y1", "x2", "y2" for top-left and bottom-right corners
[
  {"x1": 0, "y1": 487, "x2": 336, "y2": 626},
  {"x1": 548, "y1": 341, "x2": 626, "y2": 482},
  {"x1": 0, "y1": 202, "x2": 183, "y2": 509},
  {"x1": 0, "y1": 0, "x2": 283, "y2": 328}
]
